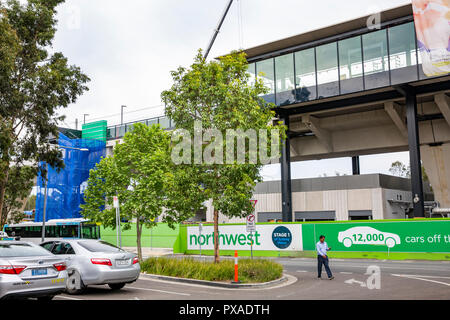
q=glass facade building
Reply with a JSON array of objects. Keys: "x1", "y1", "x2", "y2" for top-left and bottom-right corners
[
  {"x1": 106, "y1": 116, "x2": 174, "y2": 140},
  {"x1": 247, "y1": 22, "x2": 427, "y2": 106}
]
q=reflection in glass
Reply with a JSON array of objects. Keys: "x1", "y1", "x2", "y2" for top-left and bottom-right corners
[
  {"x1": 159, "y1": 117, "x2": 171, "y2": 129},
  {"x1": 363, "y1": 30, "x2": 390, "y2": 89},
  {"x1": 389, "y1": 22, "x2": 418, "y2": 85},
  {"x1": 147, "y1": 118, "x2": 158, "y2": 127},
  {"x1": 117, "y1": 125, "x2": 126, "y2": 138},
  {"x1": 316, "y1": 42, "x2": 339, "y2": 98},
  {"x1": 107, "y1": 127, "x2": 116, "y2": 139},
  {"x1": 247, "y1": 63, "x2": 256, "y2": 87},
  {"x1": 338, "y1": 36, "x2": 364, "y2": 94},
  {"x1": 256, "y1": 59, "x2": 275, "y2": 104},
  {"x1": 295, "y1": 48, "x2": 316, "y2": 102},
  {"x1": 275, "y1": 54, "x2": 295, "y2": 106}
]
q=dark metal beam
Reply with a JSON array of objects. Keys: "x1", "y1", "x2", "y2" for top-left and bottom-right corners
[
  {"x1": 274, "y1": 79, "x2": 450, "y2": 116},
  {"x1": 280, "y1": 116, "x2": 293, "y2": 222},
  {"x1": 352, "y1": 156, "x2": 361, "y2": 175},
  {"x1": 396, "y1": 85, "x2": 425, "y2": 218}
]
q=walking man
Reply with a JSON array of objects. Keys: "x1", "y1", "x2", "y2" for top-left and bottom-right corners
[{"x1": 317, "y1": 235, "x2": 334, "y2": 280}]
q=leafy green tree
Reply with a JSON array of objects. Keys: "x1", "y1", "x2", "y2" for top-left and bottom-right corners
[
  {"x1": 82, "y1": 124, "x2": 180, "y2": 261},
  {"x1": 162, "y1": 51, "x2": 285, "y2": 263},
  {"x1": 1, "y1": 166, "x2": 35, "y2": 225},
  {"x1": 0, "y1": 0, "x2": 89, "y2": 227}
]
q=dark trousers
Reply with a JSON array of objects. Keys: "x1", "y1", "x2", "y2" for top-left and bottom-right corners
[{"x1": 317, "y1": 255, "x2": 333, "y2": 278}]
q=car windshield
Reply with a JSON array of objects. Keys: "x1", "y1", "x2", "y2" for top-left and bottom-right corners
[
  {"x1": 77, "y1": 240, "x2": 124, "y2": 253},
  {"x1": 0, "y1": 243, "x2": 53, "y2": 257}
]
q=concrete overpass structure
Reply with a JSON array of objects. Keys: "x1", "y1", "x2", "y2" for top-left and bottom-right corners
[{"x1": 243, "y1": 4, "x2": 450, "y2": 220}]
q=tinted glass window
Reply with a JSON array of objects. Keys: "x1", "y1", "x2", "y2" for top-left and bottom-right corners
[
  {"x1": 147, "y1": 118, "x2": 158, "y2": 127},
  {"x1": 338, "y1": 36, "x2": 364, "y2": 94},
  {"x1": 256, "y1": 58, "x2": 275, "y2": 104},
  {"x1": 388, "y1": 22, "x2": 418, "y2": 85},
  {"x1": 117, "y1": 125, "x2": 126, "y2": 138},
  {"x1": 247, "y1": 63, "x2": 256, "y2": 87},
  {"x1": 41, "y1": 242, "x2": 55, "y2": 251},
  {"x1": 0, "y1": 243, "x2": 53, "y2": 257},
  {"x1": 316, "y1": 42, "x2": 339, "y2": 98},
  {"x1": 363, "y1": 29, "x2": 390, "y2": 89},
  {"x1": 295, "y1": 48, "x2": 317, "y2": 102},
  {"x1": 275, "y1": 54, "x2": 295, "y2": 106},
  {"x1": 52, "y1": 242, "x2": 75, "y2": 255},
  {"x1": 159, "y1": 117, "x2": 171, "y2": 129},
  {"x1": 77, "y1": 240, "x2": 124, "y2": 253},
  {"x1": 82, "y1": 225, "x2": 99, "y2": 239}
]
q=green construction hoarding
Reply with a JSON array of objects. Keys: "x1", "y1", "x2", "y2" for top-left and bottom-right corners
[{"x1": 173, "y1": 219, "x2": 450, "y2": 255}]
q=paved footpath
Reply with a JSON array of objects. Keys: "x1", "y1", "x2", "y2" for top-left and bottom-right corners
[{"x1": 55, "y1": 257, "x2": 450, "y2": 300}]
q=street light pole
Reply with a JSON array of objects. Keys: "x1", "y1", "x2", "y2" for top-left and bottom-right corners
[
  {"x1": 83, "y1": 114, "x2": 89, "y2": 124},
  {"x1": 121, "y1": 105, "x2": 127, "y2": 125},
  {"x1": 41, "y1": 163, "x2": 48, "y2": 243}
]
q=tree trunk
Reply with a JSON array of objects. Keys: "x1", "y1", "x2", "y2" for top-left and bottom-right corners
[
  {"x1": 136, "y1": 217, "x2": 143, "y2": 262},
  {"x1": 213, "y1": 209, "x2": 220, "y2": 264},
  {"x1": 0, "y1": 168, "x2": 10, "y2": 228}
]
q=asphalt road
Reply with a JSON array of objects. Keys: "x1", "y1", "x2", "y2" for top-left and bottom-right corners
[{"x1": 54, "y1": 257, "x2": 450, "y2": 300}]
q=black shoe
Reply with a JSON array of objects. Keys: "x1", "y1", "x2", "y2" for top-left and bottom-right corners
[{"x1": 317, "y1": 276, "x2": 322, "y2": 279}]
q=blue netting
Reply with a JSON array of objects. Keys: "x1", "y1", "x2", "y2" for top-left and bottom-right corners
[{"x1": 35, "y1": 133, "x2": 106, "y2": 222}]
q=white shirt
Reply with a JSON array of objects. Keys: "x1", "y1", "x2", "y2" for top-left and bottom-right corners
[{"x1": 316, "y1": 241, "x2": 329, "y2": 257}]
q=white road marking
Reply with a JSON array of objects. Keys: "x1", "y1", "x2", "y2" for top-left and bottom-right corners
[
  {"x1": 344, "y1": 279, "x2": 366, "y2": 287},
  {"x1": 296, "y1": 270, "x2": 308, "y2": 273},
  {"x1": 127, "y1": 286, "x2": 191, "y2": 296},
  {"x1": 340, "y1": 272, "x2": 353, "y2": 275},
  {"x1": 391, "y1": 274, "x2": 450, "y2": 287}
]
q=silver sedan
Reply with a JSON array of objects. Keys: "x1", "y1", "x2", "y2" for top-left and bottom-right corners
[
  {"x1": 0, "y1": 241, "x2": 68, "y2": 300},
  {"x1": 40, "y1": 239, "x2": 140, "y2": 294}
]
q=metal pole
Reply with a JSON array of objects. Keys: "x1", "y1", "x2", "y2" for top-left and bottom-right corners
[
  {"x1": 118, "y1": 206, "x2": 122, "y2": 248},
  {"x1": 41, "y1": 163, "x2": 48, "y2": 243},
  {"x1": 121, "y1": 105, "x2": 127, "y2": 125},
  {"x1": 250, "y1": 231, "x2": 253, "y2": 260},
  {"x1": 83, "y1": 114, "x2": 89, "y2": 124},
  {"x1": 115, "y1": 207, "x2": 119, "y2": 247},
  {"x1": 199, "y1": 223, "x2": 202, "y2": 257},
  {"x1": 280, "y1": 115, "x2": 292, "y2": 222},
  {"x1": 352, "y1": 156, "x2": 360, "y2": 175}
]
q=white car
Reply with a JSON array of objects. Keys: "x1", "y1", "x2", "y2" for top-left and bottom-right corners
[{"x1": 338, "y1": 226, "x2": 401, "y2": 248}]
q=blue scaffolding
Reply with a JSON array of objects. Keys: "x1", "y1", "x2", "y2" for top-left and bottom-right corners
[{"x1": 35, "y1": 133, "x2": 106, "y2": 222}]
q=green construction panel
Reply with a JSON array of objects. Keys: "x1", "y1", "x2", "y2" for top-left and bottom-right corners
[
  {"x1": 101, "y1": 223, "x2": 179, "y2": 248},
  {"x1": 82, "y1": 120, "x2": 107, "y2": 142},
  {"x1": 301, "y1": 219, "x2": 450, "y2": 253}
]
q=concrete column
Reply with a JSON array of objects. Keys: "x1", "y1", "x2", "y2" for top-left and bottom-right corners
[{"x1": 421, "y1": 143, "x2": 450, "y2": 208}]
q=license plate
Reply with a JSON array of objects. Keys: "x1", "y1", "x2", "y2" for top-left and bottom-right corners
[
  {"x1": 32, "y1": 269, "x2": 48, "y2": 276},
  {"x1": 116, "y1": 259, "x2": 129, "y2": 266}
]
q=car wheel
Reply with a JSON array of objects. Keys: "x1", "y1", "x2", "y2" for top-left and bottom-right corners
[
  {"x1": 385, "y1": 237, "x2": 396, "y2": 248},
  {"x1": 66, "y1": 270, "x2": 86, "y2": 295},
  {"x1": 37, "y1": 295, "x2": 54, "y2": 301},
  {"x1": 343, "y1": 238, "x2": 353, "y2": 248},
  {"x1": 108, "y1": 283, "x2": 126, "y2": 290}
]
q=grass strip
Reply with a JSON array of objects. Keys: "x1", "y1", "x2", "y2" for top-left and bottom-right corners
[{"x1": 140, "y1": 257, "x2": 283, "y2": 283}]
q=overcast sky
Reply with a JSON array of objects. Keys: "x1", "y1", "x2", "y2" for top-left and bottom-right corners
[{"x1": 51, "y1": 0, "x2": 412, "y2": 180}]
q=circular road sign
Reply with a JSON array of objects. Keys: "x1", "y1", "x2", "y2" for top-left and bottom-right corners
[{"x1": 272, "y1": 226, "x2": 292, "y2": 249}]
